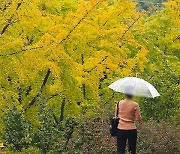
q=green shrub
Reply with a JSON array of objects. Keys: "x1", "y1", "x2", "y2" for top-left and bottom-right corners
[
  {"x1": 1, "y1": 103, "x2": 179, "y2": 154},
  {"x1": 32, "y1": 100, "x2": 60, "y2": 153},
  {"x1": 1, "y1": 105, "x2": 32, "y2": 152},
  {"x1": 31, "y1": 97, "x2": 80, "y2": 154},
  {"x1": 21, "y1": 146, "x2": 41, "y2": 154}
]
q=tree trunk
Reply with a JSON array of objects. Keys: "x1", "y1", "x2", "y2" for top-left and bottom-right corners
[{"x1": 59, "y1": 98, "x2": 66, "y2": 122}]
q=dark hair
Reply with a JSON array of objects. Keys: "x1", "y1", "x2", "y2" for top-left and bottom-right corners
[{"x1": 125, "y1": 94, "x2": 133, "y2": 99}]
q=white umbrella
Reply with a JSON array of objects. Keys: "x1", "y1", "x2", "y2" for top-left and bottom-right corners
[{"x1": 108, "y1": 76, "x2": 160, "y2": 98}]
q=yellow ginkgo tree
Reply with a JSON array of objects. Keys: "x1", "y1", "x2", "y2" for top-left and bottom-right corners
[{"x1": 0, "y1": 0, "x2": 149, "y2": 124}]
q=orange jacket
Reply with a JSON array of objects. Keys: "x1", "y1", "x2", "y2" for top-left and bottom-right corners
[{"x1": 115, "y1": 99, "x2": 142, "y2": 130}]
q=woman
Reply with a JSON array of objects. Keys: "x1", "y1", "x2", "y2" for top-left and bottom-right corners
[{"x1": 116, "y1": 93, "x2": 142, "y2": 154}]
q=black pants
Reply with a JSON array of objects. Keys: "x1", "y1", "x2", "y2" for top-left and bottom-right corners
[{"x1": 117, "y1": 129, "x2": 137, "y2": 154}]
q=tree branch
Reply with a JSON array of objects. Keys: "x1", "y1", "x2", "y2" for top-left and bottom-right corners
[
  {"x1": 53, "y1": 113, "x2": 59, "y2": 125},
  {"x1": 1, "y1": 2, "x2": 22, "y2": 35},
  {"x1": 40, "y1": 69, "x2": 51, "y2": 91},
  {"x1": 118, "y1": 14, "x2": 145, "y2": 42},
  {"x1": 173, "y1": 35, "x2": 180, "y2": 42},
  {"x1": 119, "y1": 6, "x2": 160, "y2": 42},
  {"x1": 48, "y1": 94, "x2": 59, "y2": 100},
  {"x1": 104, "y1": 92, "x2": 115, "y2": 105},
  {"x1": 25, "y1": 69, "x2": 51, "y2": 111},
  {"x1": 84, "y1": 55, "x2": 108, "y2": 73},
  {"x1": 59, "y1": 0, "x2": 104, "y2": 44},
  {"x1": 0, "y1": 46, "x2": 44, "y2": 57},
  {"x1": 64, "y1": 125, "x2": 74, "y2": 150},
  {"x1": 59, "y1": 98, "x2": 66, "y2": 122}
]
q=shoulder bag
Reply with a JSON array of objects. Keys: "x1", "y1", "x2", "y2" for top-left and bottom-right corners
[{"x1": 110, "y1": 101, "x2": 120, "y2": 137}]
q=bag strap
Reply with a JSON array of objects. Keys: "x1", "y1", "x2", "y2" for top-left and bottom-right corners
[{"x1": 116, "y1": 101, "x2": 120, "y2": 117}]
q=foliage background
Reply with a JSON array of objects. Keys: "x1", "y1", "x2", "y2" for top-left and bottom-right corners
[{"x1": 0, "y1": 0, "x2": 179, "y2": 153}]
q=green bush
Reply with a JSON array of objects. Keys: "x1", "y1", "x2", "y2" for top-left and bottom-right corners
[
  {"x1": 31, "y1": 97, "x2": 80, "y2": 154},
  {"x1": 1, "y1": 105, "x2": 32, "y2": 152},
  {"x1": 32, "y1": 99, "x2": 61, "y2": 153},
  {"x1": 1, "y1": 103, "x2": 179, "y2": 153}
]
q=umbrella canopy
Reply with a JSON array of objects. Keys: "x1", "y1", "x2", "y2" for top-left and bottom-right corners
[{"x1": 108, "y1": 77, "x2": 160, "y2": 98}]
